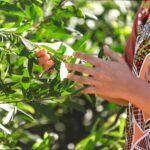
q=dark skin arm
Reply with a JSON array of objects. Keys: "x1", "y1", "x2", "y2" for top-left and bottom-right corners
[{"x1": 65, "y1": 45, "x2": 150, "y2": 115}]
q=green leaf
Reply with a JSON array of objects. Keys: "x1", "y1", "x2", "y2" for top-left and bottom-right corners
[
  {"x1": 21, "y1": 77, "x2": 30, "y2": 89},
  {"x1": 18, "y1": 108, "x2": 34, "y2": 122},
  {"x1": 11, "y1": 74, "x2": 22, "y2": 82},
  {"x1": 73, "y1": 32, "x2": 91, "y2": 51},
  {"x1": 28, "y1": 58, "x2": 34, "y2": 77},
  {"x1": 64, "y1": 99, "x2": 86, "y2": 113},
  {"x1": 119, "y1": 115, "x2": 126, "y2": 137},
  {"x1": 76, "y1": 8, "x2": 85, "y2": 18},
  {"x1": 33, "y1": 103, "x2": 57, "y2": 121},
  {"x1": 16, "y1": 23, "x2": 31, "y2": 33},
  {"x1": 21, "y1": 69, "x2": 30, "y2": 90},
  {"x1": 57, "y1": 44, "x2": 66, "y2": 55},
  {"x1": 33, "y1": 4, "x2": 43, "y2": 19}
]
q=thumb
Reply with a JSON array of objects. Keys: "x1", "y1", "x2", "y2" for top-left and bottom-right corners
[{"x1": 103, "y1": 45, "x2": 123, "y2": 63}]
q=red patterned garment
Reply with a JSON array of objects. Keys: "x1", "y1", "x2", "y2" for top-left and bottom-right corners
[{"x1": 124, "y1": 1, "x2": 150, "y2": 150}]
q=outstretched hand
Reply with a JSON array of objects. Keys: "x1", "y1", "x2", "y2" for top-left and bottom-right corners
[{"x1": 65, "y1": 45, "x2": 136, "y2": 100}]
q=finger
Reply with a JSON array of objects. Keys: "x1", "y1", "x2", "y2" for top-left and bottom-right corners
[
  {"x1": 35, "y1": 49, "x2": 47, "y2": 57},
  {"x1": 65, "y1": 63, "x2": 95, "y2": 75},
  {"x1": 81, "y1": 86, "x2": 97, "y2": 94},
  {"x1": 74, "y1": 84, "x2": 82, "y2": 90},
  {"x1": 43, "y1": 60, "x2": 55, "y2": 71},
  {"x1": 103, "y1": 45, "x2": 123, "y2": 63},
  {"x1": 67, "y1": 74, "x2": 97, "y2": 85},
  {"x1": 73, "y1": 52, "x2": 102, "y2": 66},
  {"x1": 38, "y1": 54, "x2": 50, "y2": 65}
]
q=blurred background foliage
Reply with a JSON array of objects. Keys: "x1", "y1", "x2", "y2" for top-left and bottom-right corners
[{"x1": 0, "y1": 0, "x2": 141, "y2": 149}]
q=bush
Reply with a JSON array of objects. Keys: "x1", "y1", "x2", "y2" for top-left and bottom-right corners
[{"x1": 0, "y1": 0, "x2": 141, "y2": 149}]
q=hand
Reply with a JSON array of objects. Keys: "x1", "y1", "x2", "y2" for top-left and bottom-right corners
[
  {"x1": 35, "y1": 49, "x2": 55, "y2": 71},
  {"x1": 65, "y1": 45, "x2": 136, "y2": 100}
]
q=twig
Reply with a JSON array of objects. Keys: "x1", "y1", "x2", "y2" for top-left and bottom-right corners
[{"x1": 59, "y1": 0, "x2": 69, "y2": 7}]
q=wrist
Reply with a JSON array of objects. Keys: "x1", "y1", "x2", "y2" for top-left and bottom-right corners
[{"x1": 122, "y1": 76, "x2": 139, "y2": 100}]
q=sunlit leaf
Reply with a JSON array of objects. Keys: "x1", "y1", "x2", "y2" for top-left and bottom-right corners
[
  {"x1": 85, "y1": 12, "x2": 98, "y2": 20},
  {"x1": 16, "y1": 23, "x2": 31, "y2": 33},
  {"x1": 21, "y1": 37, "x2": 35, "y2": 51},
  {"x1": 0, "y1": 124, "x2": 11, "y2": 134},
  {"x1": 33, "y1": 4, "x2": 43, "y2": 19},
  {"x1": 3, "y1": 106, "x2": 17, "y2": 124}
]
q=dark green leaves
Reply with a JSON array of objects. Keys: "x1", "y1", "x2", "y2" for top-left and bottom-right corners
[{"x1": 0, "y1": 1, "x2": 25, "y2": 17}]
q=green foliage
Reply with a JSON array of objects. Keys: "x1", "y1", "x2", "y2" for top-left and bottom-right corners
[{"x1": 0, "y1": 0, "x2": 141, "y2": 149}]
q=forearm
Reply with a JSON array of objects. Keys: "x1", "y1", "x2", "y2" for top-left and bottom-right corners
[{"x1": 124, "y1": 77, "x2": 150, "y2": 115}]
